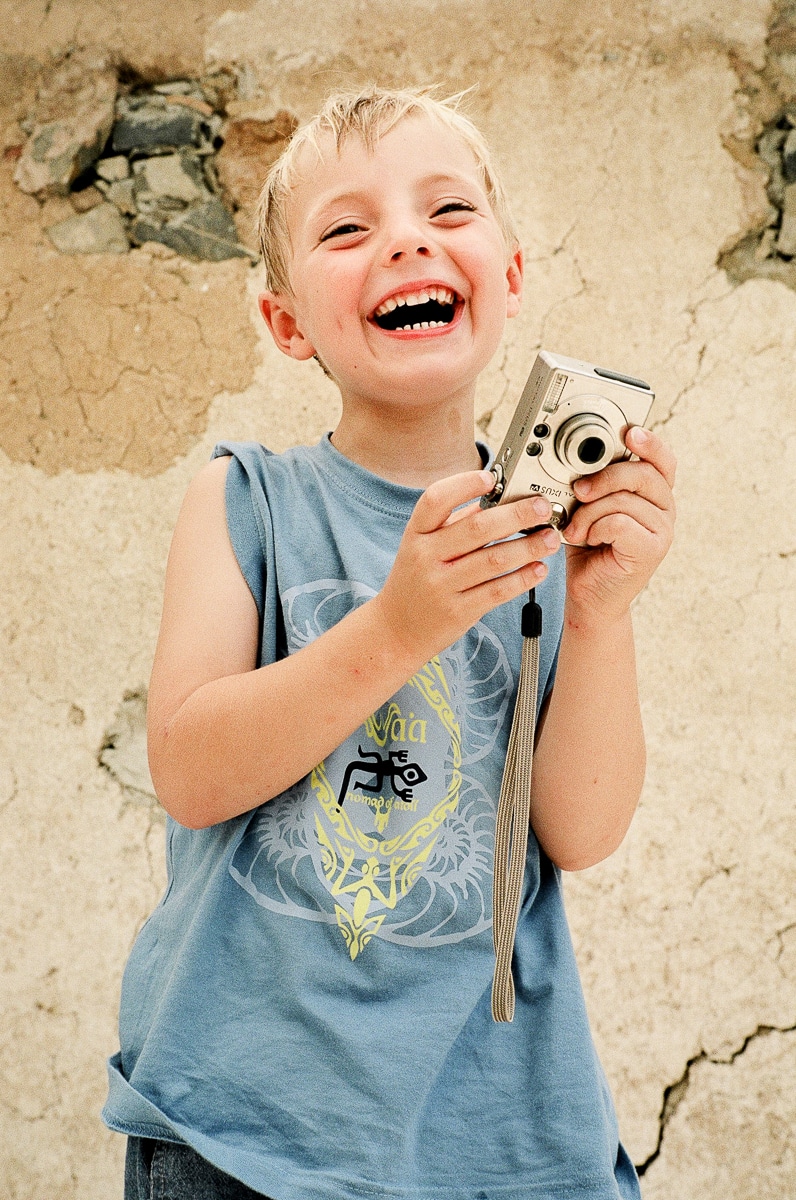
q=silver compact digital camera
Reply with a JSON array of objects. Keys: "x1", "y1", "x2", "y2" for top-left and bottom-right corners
[{"x1": 481, "y1": 350, "x2": 655, "y2": 537}]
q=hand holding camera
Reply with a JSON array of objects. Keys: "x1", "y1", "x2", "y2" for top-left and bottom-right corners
[
  {"x1": 564, "y1": 421, "x2": 676, "y2": 624},
  {"x1": 484, "y1": 351, "x2": 676, "y2": 624},
  {"x1": 376, "y1": 471, "x2": 561, "y2": 671}
]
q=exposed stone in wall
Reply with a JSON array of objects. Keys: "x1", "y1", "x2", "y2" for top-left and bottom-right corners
[
  {"x1": 11, "y1": 54, "x2": 295, "y2": 262},
  {"x1": 720, "y1": 1, "x2": 796, "y2": 287},
  {"x1": 13, "y1": 49, "x2": 117, "y2": 197},
  {"x1": 0, "y1": 48, "x2": 300, "y2": 475}
]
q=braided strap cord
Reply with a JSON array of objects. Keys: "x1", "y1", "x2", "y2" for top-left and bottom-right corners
[{"x1": 491, "y1": 632, "x2": 540, "y2": 1023}]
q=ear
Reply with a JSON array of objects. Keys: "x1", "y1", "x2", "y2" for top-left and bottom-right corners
[
  {"x1": 258, "y1": 292, "x2": 317, "y2": 361},
  {"x1": 505, "y1": 243, "x2": 523, "y2": 319}
]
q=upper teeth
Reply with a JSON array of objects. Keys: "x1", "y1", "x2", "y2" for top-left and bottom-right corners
[{"x1": 374, "y1": 287, "x2": 456, "y2": 317}]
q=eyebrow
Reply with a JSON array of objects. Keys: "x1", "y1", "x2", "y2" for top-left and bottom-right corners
[{"x1": 421, "y1": 172, "x2": 481, "y2": 191}]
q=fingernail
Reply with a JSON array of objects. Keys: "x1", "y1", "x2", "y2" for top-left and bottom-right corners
[
  {"x1": 576, "y1": 478, "x2": 592, "y2": 498},
  {"x1": 542, "y1": 528, "x2": 560, "y2": 550},
  {"x1": 533, "y1": 496, "x2": 551, "y2": 518},
  {"x1": 532, "y1": 562, "x2": 548, "y2": 579},
  {"x1": 630, "y1": 426, "x2": 648, "y2": 445}
]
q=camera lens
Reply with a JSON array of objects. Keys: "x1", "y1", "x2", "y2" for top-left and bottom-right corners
[
  {"x1": 533, "y1": 423, "x2": 550, "y2": 438},
  {"x1": 554, "y1": 414, "x2": 616, "y2": 474},
  {"x1": 578, "y1": 436, "x2": 606, "y2": 465},
  {"x1": 525, "y1": 441, "x2": 543, "y2": 457}
]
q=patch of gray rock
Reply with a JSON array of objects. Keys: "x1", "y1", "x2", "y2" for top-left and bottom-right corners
[
  {"x1": 756, "y1": 110, "x2": 796, "y2": 259},
  {"x1": 16, "y1": 72, "x2": 256, "y2": 262}
]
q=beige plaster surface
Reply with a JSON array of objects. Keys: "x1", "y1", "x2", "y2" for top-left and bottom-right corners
[{"x1": 1, "y1": 1, "x2": 795, "y2": 1197}]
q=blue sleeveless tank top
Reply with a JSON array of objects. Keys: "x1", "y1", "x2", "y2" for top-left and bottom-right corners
[{"x1": 103, "y1": 435, "x2": 639, "y2": 1200}]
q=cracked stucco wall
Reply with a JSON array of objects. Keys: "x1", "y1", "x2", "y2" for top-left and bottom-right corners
[
  {"x1": 1, "y1": 1, "x2": 794, "y2": 1197},
  {"x1": 0, "y1": 225, "x2": 257, "y2": 473}
]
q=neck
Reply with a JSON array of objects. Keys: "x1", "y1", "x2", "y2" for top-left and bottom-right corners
[{"x1": 330, "y1": 388, "x2": 484, "y2": 487}]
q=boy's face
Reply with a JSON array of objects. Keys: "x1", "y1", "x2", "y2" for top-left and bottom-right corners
[{"x1": 260, "y1": 115, "x2": 522, "y2": 411}]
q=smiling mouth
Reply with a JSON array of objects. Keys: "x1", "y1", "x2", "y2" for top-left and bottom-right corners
[{"x1": 370, "y1": 286, "x2": 461, "y2": 332}]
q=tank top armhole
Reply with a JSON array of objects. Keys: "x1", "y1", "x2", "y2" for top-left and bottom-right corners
[{"x1": 211, "y1": 442, "x2": 271, "y2": 622}]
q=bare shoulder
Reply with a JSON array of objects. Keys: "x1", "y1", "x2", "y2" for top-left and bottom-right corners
[
  {"x1": 148, "y1": 454, "x2": 259, "y2": 727},
  {"x1": 162, "y1": 455, "x2": 240, "y2": 589},
  {"x1": 176, "y1": 452, "x2": 232, "y2": 527}
]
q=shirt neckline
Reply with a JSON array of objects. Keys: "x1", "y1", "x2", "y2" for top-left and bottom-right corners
[{"x1": 313, "y1": 433, "x2": 492, "y2": 521}]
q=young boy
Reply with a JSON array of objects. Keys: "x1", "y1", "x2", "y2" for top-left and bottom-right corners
[{"x1": 103, "y1": 88, "x2": 675, "y2": 1200}]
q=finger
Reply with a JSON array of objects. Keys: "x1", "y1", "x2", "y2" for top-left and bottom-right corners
[
  {"x1": 441, "y1": 492, "x2": 555, "y2": 560},
  {"x1": 573, "y1": 460, "x2": 675, "y2": 513},
  {"x1": 462, "y1": 556, "x2": 550, "y2": 615},
  {"x1": 566, "y1": 492, "x2": 670, "y2": 547},
  {"x1": 447, "y1": 525, "x2": 561, "y2": 591},
  {"x1": 581, "y1": 511, "x2": 668, "y2": 564},
  {"x1": 410, "y1": 470, "x2": 495, "y2": 535},
  {"x1": 624, "y1": 426, "x2": 677, "y2": 488}
]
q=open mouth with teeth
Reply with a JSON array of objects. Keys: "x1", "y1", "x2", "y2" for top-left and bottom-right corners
[{"x1": 371, "y1": 286, "x2": 461, "y2": 332}]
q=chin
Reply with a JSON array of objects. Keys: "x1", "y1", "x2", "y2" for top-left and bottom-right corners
[{"x1": 367, "y1": 367, "x2": 478, "y2": 407}]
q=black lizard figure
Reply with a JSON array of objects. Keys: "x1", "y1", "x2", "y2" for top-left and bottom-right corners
[{"x1": 337, "y1": 748, "x2": 428, "y2": 810}]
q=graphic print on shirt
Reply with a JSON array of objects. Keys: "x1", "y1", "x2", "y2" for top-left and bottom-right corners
[
  {"x1": 229, "y1": 580, "x2": 514, "y2": 958},
  {"x1": 337, "y1": 747, "x2": 428, "y2": 814}
]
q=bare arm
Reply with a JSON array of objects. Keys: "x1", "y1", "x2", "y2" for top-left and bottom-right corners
[
  {"x1": 530, "y1": 608, "x2": 644, "y2": 870},
  {"x1": 147, "y1": 457, "x2": 559, "y2": 828},
  {"x1": 529, "y1": 427, "x2": 677, "y2": 870}
]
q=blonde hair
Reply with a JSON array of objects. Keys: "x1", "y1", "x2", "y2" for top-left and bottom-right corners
[{"x1": 256, "y1": 85, "x2": 518, "y2": 295}]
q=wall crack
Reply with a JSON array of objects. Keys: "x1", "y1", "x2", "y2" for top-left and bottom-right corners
[{"x1": 637, "y1": 1021, "x2": 796, "y2": 1176}]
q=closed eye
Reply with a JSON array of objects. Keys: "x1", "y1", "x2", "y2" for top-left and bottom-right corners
[
  {"x1": 320, "y1": 222, "x2": 365, "y2": 242},
  {"x1": 433, "y1": 201, "x2": 477, "y2": 217}
]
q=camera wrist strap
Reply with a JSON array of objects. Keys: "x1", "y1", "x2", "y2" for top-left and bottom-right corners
[{"x1": 491, "y1": 590, "x2": 542, "y2": 1023}]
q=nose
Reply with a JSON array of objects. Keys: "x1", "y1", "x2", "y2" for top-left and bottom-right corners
[
  {"x1": 389, "y1": 242, "x2": 431, "y2": 262},
  {"x1": 381, "y1": 211, "x2": 435, "y2": 264}
]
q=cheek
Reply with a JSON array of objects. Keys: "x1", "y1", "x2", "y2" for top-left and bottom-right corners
[
  {"x1": 324, "y1": 257, "x2": 368, "y2": 312},
  {"x1": 297, "y1": 271, "x2": 365, "y2": 364},
  {"x1": 326, "y1": 274, "x2": 363, "y2": 341},
  {"x1": 459, "y1": 239, "x2": 511, "y2": 304},
  {"x1": 476, "y1": 262, "x2": 513, "y2": 323}
]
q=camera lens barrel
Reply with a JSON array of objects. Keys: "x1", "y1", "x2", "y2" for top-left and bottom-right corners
[{"x1": 554, "y1": 413, "x2": 616, "y2": 474}]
